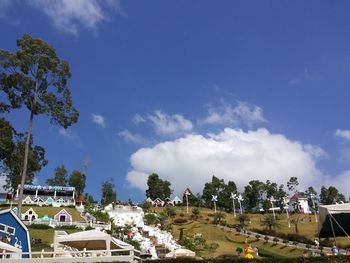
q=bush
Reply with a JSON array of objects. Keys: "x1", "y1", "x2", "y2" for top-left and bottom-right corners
[
  {"x1": 28, "y1": 224, "x2": 52, "y2": 229},
  {"x1": 173, "y1": 218, "x2": 188, "y2": 224},
  {"x1": 264, "y1": 236, "x2": 269, "y2": 243},
  {"x1": 273, "y1": 237, "x2": 279, "y2": 244},
  {"x1": 251, "y1": 228, "x2": 314, "y2": 245},
  {"x1": 144, "y1": 213, "x2": 158, "y2": 225}
]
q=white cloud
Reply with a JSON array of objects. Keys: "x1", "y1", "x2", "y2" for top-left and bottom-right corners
[
  {"x1": 200, "y1": 101, "x2": 267, "y2": 127},
  {"x1": 92, "y1": 113, "x2": 106, "y2": 128},
  {"x1": 0, "y1": 0, "x2": 12, "y2": 18},
  {"x1": 126, "y1": 128, "x2": 325, "y2": 196},
  {"x1": 303, "y1": 144, "x2": 328, "y2": 159},
  {"x1": 148, "y1": 110, "x2": 193, "y2": 135},
  {"x1": 335, "y1": 129, "x2": 350, "y2": 141},
  {"x1": 27, "y1": 0, "x2": 123, "y2": 35},
  {"x1": 118, "y1": 130, "x2": 147, "y2": 145},
  {"x1": 132, "y1": 114, "x2": 146, "y2": 124},
  {"x1": 58, "y1": 128, "x2": 74, "y2": 139}
]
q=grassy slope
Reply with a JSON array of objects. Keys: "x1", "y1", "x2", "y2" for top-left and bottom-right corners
[{"x1": 154, "y1": 206, "x2": 308, "y2": 258}]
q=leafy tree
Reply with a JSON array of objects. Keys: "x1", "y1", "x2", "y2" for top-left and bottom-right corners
[
  {"x1": 68, "y1": 170, "x2": 86, "y2": 196},
  {"x1": 219, "y1": 180, "x2": 237, "y2": 209},
  {"x1": 287, "y1": 177, "x2": 299, "y2": 192},
  {"x1": 191, "y1": 207, "x2": 200, "y2": 220},
  {"x1": 0, "y1": 118, "x2": 47, "y2": 191},
  {"x1": 261, "y1": 215, "x2": 280, "y2": 231},
  {"x1": 145, "y1": 173, "x2": 172, "y2": 200},
  {"x1": 202, "y1": 175, "x2": 226, "y2": 207},
  {"x1": 305, "y1": 186, "x2": 318, "y2": 212},
  {"x1": 213, "y1": 212, "x2": 225, "y2": 224},
  {"x1": 320, "y1": 186, "x2": 346, "y2": 205},
  {"x1": 243, "y1": 180, "x2": 265, "y2": 210},
  {"x1": 101, "y1": 180, "x2": 117, "y2": 206},
  {"x1": 46, "y1": 165, "x2": 68, "y2": 186},
  {"x1": 0, "y1": 34, "x2": 79, "y2": 213},
  {"x1": 238, "y1": 213, "x2": 250, "y2": 227},
  {"x1": 144, "y1": 213, "x2": 158, "y2": 225}
]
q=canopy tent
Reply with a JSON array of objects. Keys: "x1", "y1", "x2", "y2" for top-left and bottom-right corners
[
  {"x1": 55, "y1": 229, "x2": 132, "y2": 251},
  {"x1": 165, "y1": 248, "x2": 196, "y2": 258},
  {"x1": 0, "y1": 241, "x2": 22, "y2": 253},
  {"x1": 319, "y1": 203, "x2": 350, "y2": 237}
]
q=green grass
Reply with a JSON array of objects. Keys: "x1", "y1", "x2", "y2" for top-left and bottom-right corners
[
  {"x1": 156, "y1": 206, "x2": 308, "y2": 258},
  {"x1": 29, "y1": 227, "x2": 82, "y2": 251}
]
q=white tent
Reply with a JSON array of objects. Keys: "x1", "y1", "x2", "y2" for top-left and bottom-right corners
[
  {"x1": 55, "y1": 229, "x2": 132, "y2": 252},
  {"x1": 319, "y1": 203, "x2": 350, "y2": 237}
]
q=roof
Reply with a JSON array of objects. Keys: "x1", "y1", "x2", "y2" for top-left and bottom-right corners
[
  {"x1": 290, "y1": 192, "x2": 307, "y2": 201},
  {"x1": 0, "y1": 209, "x2": 29, "y2": 231},
  {"x1": 56, "y1": 229, "x2": 132, "y2": 250}
]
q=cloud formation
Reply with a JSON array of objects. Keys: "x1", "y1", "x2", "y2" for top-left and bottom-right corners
[
  {"x1": 126, "y1": 128, "x2": 325, "y2": 196},
  {"x1": 58, "y1": 128, "x2": 75, "y2": 139},
  {"x1": 27, "y1": 0, "x2": 123, "y2": 35},
  {"x1": 148, "y1": 110, "x2": 193, "y2": 135},
  {"x1": 200, "y1": 101, "x2": 267, "y2": 127},
  {"x1": 0, "y1": 0, "x2": 11, "y2": 18},
  {"x1": 335, "y1": 129, "x2": 350, "y2": 141},
  {"x1": 92, "y1": 113, "x2": 106, "y2": 128},
  {"x1": 118, "y1": 130, "x2": 147, "y2": 145},
  {"x1": 132, "y1": 113, "x2": 146, "y2": 124}
]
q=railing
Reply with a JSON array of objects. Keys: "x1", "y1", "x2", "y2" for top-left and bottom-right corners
[
  {"x1": 22, "y1": 220, "x2": 111, "y2": 230},
  {"x1": 1, "y1": 248, "x2": 141, "y2": 263}
]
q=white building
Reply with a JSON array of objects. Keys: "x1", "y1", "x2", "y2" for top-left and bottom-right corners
[{"x1": 289, "y1": 192, "x2": 311, "y2": 214}]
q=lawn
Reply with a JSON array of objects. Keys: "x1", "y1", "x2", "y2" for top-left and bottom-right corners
[{"x1": 153, "y1": 206, "x2": 308, "y2": 258}]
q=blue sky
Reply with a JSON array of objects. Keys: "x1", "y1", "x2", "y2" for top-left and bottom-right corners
[{"x1": 1, "y1": 0, "x2": 350, "y2": 202}]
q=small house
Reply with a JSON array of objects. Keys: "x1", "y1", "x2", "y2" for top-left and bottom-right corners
[
  {"x1": 0, "y1": 209, "x2": 31, "y2": 258},
  {"x1": 22, "y1": 196, "x2": 33, "y2": 205},
  {"x1": 164, "y1": 198, "x2": 174, "y2": 206},
  {"x1": 152, "y1": 198, "x2": 164, "y2": 207},
  {"x1": 21, "y1": 208, "x2": 38, "y2": 221},
  {"x1": 172, "y1": 196, "x2": 182, "y2": 205},
  {"x1": 54, "y1": 209, "x2": 72, "y2": 223},
  {"x1": 289, "y1": 192, "x2": 310, "y2": 214}
]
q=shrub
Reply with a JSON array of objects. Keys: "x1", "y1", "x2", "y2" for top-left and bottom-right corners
[
  {"x1": 28, "y1": 224, "x2": 52, "y2": 229},
  {"x1": 264, "y1": 236, "x2": 269, "y2": 243},
  {"x1": 255, "y1": 234, "x2": 261, "y2": 241},
  {"x1": 173, "y1": 218, "x2": 188, "y2": 224},
  {"x1": 144, "y1": 213, "x2": 158, "y2": 225},
  {"x1": 273, "y1": 237, "x2": 279, "y2": 244},
  {"x1": 166, "y1": 207, "x2": 176, "y2": 217}
]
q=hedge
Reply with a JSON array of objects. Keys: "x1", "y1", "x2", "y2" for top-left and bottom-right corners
[{"x1": 144, "y1": 256, "x2": 350, "y2": 263}]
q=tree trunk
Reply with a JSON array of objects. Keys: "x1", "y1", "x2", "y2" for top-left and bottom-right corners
[{"x1": 17, "y1": 109, "x2": 34, "y2": 216}]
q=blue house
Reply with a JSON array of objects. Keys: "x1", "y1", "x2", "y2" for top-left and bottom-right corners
[{"x1": 0, "y1": 209, "x2": 31, "y2": 258}]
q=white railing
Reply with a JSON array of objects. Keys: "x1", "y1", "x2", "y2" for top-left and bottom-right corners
[
  {"x1": 0, "y1": 248, "x2": 141, "y2": 263},
  {"x1": 22, "y1": 220, "x2": 111, "y2": 230}
]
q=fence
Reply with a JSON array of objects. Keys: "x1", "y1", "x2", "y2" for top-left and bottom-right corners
[
  {"x1": 23, "y1": 220, "x2": 111, "y2": 230},
  {"x1": 1, "y1": 248, "x2": 141, "y2": 263}
]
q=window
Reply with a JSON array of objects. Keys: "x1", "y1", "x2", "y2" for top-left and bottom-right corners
[
  {"x1": 0, "y1": 224, "x2": 5, "y2": 232},
  {"x1": 7, "y1": 227, "x2": 15, "y2": 235}
]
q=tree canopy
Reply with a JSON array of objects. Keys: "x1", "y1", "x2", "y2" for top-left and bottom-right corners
[
  {"x1": 0, "y1": 34, "x2": 79, "y2": 213},
  {"x1": 101, "y1": 180, "x2": 117, "y2": 206},
  {"x1": 46, "y1": 165, "x2": 68, "y2": 186},
  {"x1": 145, "y1": 173, "x2": 173, "y2": 200},
  {"x1": 69, "y1": 170, "x2": 86, "y2": 196}
]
